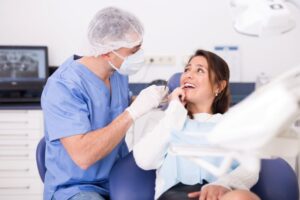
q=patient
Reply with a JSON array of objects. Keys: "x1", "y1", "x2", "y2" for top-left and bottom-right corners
[{"x1": 133, "y1": 49, "x2": 260, "y2": 200}]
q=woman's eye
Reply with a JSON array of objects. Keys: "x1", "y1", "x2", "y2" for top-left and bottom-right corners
[
  {"x1": 197, "y1": 68, "x2": 204, "y2": 73},
  {"x1": 184, "y1": 68, "x2": 189, "y2": 72}
]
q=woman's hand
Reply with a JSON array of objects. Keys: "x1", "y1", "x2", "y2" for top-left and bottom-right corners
[
  {"x1": 188, "y1": 185, "x2": 230, "y2": 200},
  {"x1": 168, "y1": 87, "x2": 186, "y2": 106}
]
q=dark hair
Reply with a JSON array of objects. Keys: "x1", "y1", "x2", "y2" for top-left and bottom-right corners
[
  {"x1": 148, "y1": 79, "x2": 167, "y2": 87},
  {"x1": 186, "y1": 49, "x2": 231, "y2": 117}
]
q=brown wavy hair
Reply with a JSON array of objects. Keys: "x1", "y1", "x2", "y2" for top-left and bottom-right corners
[{"x1": 186, "y1": 49, "x2": 231, "y2": 117}]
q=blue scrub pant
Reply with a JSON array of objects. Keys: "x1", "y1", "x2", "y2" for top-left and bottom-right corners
[{"x1": 68, "y1": 191, "x2": 106, "y2": 200}]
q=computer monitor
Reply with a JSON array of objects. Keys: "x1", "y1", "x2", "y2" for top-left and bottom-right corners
[{"x1": 0, "y1": 46, "x2": 48, "y2": 103}]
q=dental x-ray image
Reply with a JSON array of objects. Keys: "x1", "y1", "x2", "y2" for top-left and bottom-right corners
[{"x1": 0, "y1": 49, "x2": 41, "y2": 80}]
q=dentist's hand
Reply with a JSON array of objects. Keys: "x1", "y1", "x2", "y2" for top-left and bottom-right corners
[{"x1": 126, "y1": 85, "x2": 168, "y2": 121}]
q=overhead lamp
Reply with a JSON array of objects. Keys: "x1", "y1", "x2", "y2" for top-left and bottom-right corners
[{"x1": 231, "y1": 0, "x2": 298, "y2": 37}]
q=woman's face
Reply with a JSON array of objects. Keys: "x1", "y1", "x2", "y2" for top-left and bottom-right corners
[{"x1": 180, "y1": 56, "x2": 217, "y2": 106}]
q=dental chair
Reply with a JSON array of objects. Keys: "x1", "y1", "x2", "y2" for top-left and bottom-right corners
[
  {"x1": 109, "y1": 152, "x2": 299, "y2": 200},
  {"x1": 36, "y1": 137, "x2": 46, "y2": 182}
]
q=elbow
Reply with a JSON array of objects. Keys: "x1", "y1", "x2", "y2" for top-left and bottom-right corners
[
  {"x1": 72, "y1": 156, "x2": 92, "y2": 170},
  {"x1": 77, "y1": 162, "x2": 90, "y2": 170},
  {"x1": 253, "y1": 171, "x2": 260, "y2": 185},
  {"x1": 133, "y1": 151, "x2": 159, "y2": 170},
  {"x1": 137, "y1": 161, "x2": 155, "y2": 170},
  {"x1": 69, "y1": 150, "x2": 107, "y2": 170}
]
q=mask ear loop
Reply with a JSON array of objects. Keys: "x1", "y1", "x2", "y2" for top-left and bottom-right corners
[
  {"x1": 111, "y1": 50, "x2": 125, "y2": 60},
  {"x1": 108, "y1": 50, "x2": 126, "y2": 73},
  {"x1": 107, "y1": 61, "x2": 119, "y2": 72}
]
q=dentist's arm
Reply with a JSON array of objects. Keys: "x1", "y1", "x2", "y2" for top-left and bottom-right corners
[
  {"x1": 61, "y1": 111, "x2": 133, "y2": 170},
  {"x1": 61, "y1": 85, "x2": 167, "y2": 170},
  {"x1": 133, "y1": 87, "x2": 187, "y2": 170}
]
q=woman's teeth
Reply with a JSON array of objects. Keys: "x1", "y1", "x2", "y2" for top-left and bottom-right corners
[{"x1": 184, "y1": 83, "x2": 195, "y2": 89}]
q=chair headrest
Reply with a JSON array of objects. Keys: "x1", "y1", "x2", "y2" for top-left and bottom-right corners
[{"x1": 167, "y1": 72, "x2": 182, "y2": 93}]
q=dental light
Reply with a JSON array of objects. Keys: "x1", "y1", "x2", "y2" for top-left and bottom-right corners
[{"x1": 230, "y1": 0, "x2": 299, "y2": 37}]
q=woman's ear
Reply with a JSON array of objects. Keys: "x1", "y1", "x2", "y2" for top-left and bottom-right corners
[
  {"x1": 219, "y1": 80, "x2": 227, "y2": 92},
  {"x1": 215, "y1": 80, "x2": 227, "y2": 94}
]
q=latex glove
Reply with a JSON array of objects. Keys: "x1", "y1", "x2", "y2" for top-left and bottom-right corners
[{"x1": 126, "y1": 85, "x2": 168, "y2": 121}]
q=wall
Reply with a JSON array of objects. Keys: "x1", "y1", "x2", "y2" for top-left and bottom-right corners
[{"x1": 1, "y1": 0, "x2": 300, "y2": 82}]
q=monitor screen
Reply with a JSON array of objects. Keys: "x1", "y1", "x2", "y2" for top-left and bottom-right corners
[{"x1": 0, "y1": 46, "x2": 48, "y2": 85}]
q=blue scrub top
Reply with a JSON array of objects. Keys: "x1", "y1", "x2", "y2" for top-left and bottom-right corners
[{"x1": 41, "y1": 56, "x2": 130, "y2": 200}]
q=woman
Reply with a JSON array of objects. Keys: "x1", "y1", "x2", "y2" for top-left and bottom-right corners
[{"x1": 133, "y1": 49, "x2": 260, "y2": 200}]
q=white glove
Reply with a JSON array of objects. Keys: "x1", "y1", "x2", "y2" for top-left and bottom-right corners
[{"x1": 126, "y1": 85, "x2": 168, "y2": 121}]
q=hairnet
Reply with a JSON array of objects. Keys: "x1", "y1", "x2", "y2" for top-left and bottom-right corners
[{"x1": 88, "y1": 7, "x2": 144, "y2": 56}]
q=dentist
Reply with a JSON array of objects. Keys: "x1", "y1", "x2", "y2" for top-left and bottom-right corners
[{"x1": 41, "y1": 7, "x2": 167, "y2": 200}]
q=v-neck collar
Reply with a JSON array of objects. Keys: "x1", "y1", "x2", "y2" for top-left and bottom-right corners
[
  {"x1": 71, "y1": 57, "x2": 121, "y2": 108},
  {"x1": 73, "y1": 58, "x2": 111, "y2": 88}
]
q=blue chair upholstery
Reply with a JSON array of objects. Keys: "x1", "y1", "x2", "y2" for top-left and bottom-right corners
[
  {"x1": 109, "y1": 152, "x2": 299, "y2": 200},
  {"x1": 167, "y1": 72, "x2": 181, "y2": 92},
  {"x1": 251, "y1": 158, "x2": 299, "y2": 200},
  {"x1": 36, "y1": 137, "x2": 46, "y2": 182},
  {"x1": 109, "y1": 153, "x2": 156, "y2": 200}
]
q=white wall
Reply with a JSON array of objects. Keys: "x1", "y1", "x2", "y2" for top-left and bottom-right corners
[{"x1": 1, "y1": 0, "x2": 300, "y2": 82}]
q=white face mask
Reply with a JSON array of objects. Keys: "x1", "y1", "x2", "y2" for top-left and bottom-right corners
[{"x1": 108, "y1": 49, "x2": 145, "y2": 75}]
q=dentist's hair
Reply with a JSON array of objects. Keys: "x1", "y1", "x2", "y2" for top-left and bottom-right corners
[
  {"x1": 88, "y1": 7, "x2": 144, "y2": 56},
  {"x1": 188, "y1": 49, "x2": 231, "y2": 115}
]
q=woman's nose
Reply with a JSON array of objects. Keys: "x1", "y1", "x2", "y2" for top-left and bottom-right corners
[{"x1": 185, "y1": 71, "x2": 194, "y2": 79}]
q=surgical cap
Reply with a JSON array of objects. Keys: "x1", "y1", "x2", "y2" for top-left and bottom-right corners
[{"x1": 88, "y1": 7, "x2": 144, "y2": 56}]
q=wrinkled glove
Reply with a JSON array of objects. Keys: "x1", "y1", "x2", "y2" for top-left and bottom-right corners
[{"x1": 126, "y1": 85, "x2": 168, "y2": 121}]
